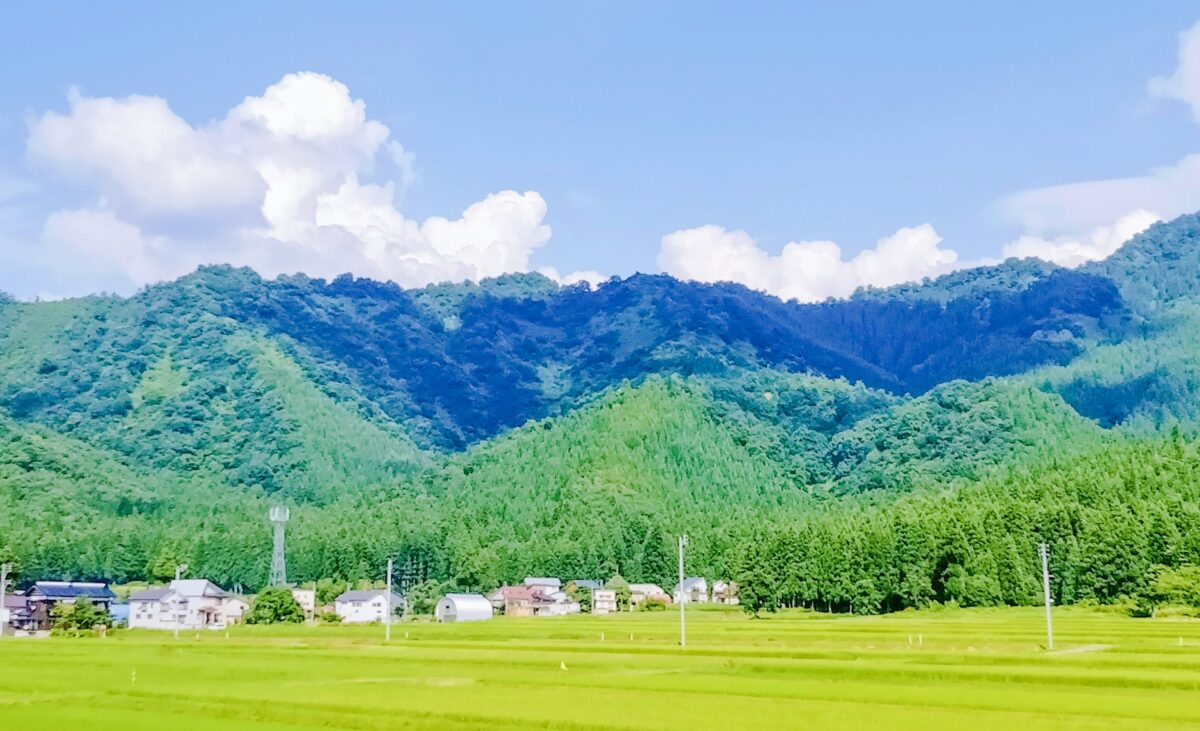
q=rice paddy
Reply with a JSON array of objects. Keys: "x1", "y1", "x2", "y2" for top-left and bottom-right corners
[{"x1": 2, "y1": 605, "x2": 1199, "y2": 730}]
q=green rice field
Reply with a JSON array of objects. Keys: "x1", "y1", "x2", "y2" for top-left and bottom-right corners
[{"x1": 3, "y1": 606, "x2": 1199, "y2": 730}]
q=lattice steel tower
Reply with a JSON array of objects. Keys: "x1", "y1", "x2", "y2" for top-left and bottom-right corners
[{"x1": 268, "y1": 505, "x2": 289, "y2": 587}]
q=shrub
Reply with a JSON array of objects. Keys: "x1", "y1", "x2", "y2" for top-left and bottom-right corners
[{"x1": 245, "y1": 588, "x2": 305, "y2": 624}]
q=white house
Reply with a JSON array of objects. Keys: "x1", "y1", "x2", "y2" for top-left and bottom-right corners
[
  {"x1": 592, "y1": 589, "x2": 618, "y2": 615},
  {"x1": 673, "y1": 577, "x2": 709, "y2": 604},
  {"x1": 129, "y1": 579, "x2": 233, "y2": 630},
  {"x1": 435, "y1": 593, "x2": 493, "y2": 623},
  {"x1": 334, "y1": 589, "x2": 404, "y2": 624},
  {"x1": 223, "y1": 595, "x2": 250, "y2": 623},
  {"x1": 291, "y1": 588, "x2": 316, "y2": 618},
  {"x1": 629, "y1": 583, "x2": 670, "y2": 607}
]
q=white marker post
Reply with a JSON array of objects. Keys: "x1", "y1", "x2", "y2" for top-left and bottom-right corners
[
  {"x1": 385, "y1": 557, "x2": 393, "y2": 643},
  {"x1": 1038, "y1": 542, "x2": 1054, "y2": 651}
]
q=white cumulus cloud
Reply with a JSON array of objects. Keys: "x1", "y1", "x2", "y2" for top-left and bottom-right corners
[
  {"x1": 1002, "y1": 209, "x2": 1161, "y2": 268},
  {"x1": 1149, "y1": 21, "x2": 1200, "y2": 121},
  {"x1": 24, "y1": 72, "x2": 563, "y2": 295},
  {"x1": 657, "y1": 223, "x2": 959, "y2": 302}
]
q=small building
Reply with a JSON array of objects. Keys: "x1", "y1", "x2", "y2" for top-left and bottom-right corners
[
  {"x1": 291, "y1": 588, "x2": 316, "y2": 619},
  {"x1": 129, "y1": 579, "x2": 233, "y2": 631},
  {"x1": 334, "y1": 589, "x2": 403, "y2": 624},
  {"x1": 592, "y1": 589, "x2": 618, "y2": 615},
  {"x1": 712, "y1": 580, "x2": 739, "y2": 605},
  {"x1": 1, "y1": 594, "x2": 32, "y2": 634},
  {"x1": 223, "y1": 595, "x2": 250, "y2": 624},
  {"x1": 673, "y1": 577, "x2": 709, "y2": 604},
  {"x1": 26, "y1": 581, "x2": 117, "y2": 630},
  {"x1": 629, "y1": 583, "x2": 670, "y2": 608},
  {"x1": 487, "y1": 586, "x2": 535, "y2": 617},
  {"x1": 523, "y1": 577, "x2": 562, "y2": 596},
  {"x1": 435, "y1": 593, "x2": 493, "y2": 623},
  {"x1": 531, "y1": 589, "x2": 581, "y2": 617}
]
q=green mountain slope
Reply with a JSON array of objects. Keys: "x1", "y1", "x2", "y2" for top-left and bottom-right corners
[{"x1": 3, "y1": 211, "x2": 1200, "y2": 607}]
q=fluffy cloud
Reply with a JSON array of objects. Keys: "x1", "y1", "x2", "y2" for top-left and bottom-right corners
[
  {"x1": 25, "y1": 72, "x2": 557, "y2": 294},
  {"x1": 1001, "y1": 209, "x2": 1160, "y2": 268},
  {"x1": 989, "y1": 24, "x2": 1200, "y2": 269},
  {"x1": 1149, "y1": 21, "x2": 1200, "y2": 120},
  {"x1": 658, "y1": 223, "x2": 959, "y2": 302}
]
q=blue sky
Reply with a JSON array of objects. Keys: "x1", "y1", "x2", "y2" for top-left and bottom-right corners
[{"x1": 2, "y1": 2, "x2": 1200, "y2": 299}]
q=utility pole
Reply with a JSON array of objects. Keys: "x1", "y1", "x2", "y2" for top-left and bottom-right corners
[
  {"x1": 678, "y1": 534, "x2": 687, "y2": 649},
  {"x1": 1038, "y1": 543, "x2": 1054, "y2": 651},
  {"x1": 0, "y1": 562, "x2": 11, "y2": 638},
  {"x1": 175, "y1": 563, "x2": 188, "y2": 581},
  {"x1": 385, "y1": 557, "x2": 393, "y2": 642}
]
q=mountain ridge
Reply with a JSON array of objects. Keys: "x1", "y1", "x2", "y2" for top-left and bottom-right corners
[{"x1": 2, "y1": 211, "x2": 1200, "y2": 602}]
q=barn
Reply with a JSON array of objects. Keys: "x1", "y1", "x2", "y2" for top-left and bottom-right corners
[{"x1": 435, "y1": 593, "x2": 493, "y2": 623}]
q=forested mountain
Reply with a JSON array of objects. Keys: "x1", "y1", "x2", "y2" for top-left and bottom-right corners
[{"x1": 3, "y1": 211, "x2": 1200, "y2": 610}]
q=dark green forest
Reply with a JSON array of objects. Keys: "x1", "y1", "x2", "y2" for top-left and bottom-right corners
[{"x1": 3, "y1": 212, "x2": 1200, "y2": 613}]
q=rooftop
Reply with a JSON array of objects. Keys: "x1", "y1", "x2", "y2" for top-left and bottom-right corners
[{"x1": 29, "y1": 581, "x2": 116, "y2": 600}]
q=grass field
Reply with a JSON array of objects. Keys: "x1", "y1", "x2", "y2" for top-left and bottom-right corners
[{"x1": 3, "y1": 606, "x2": 1199, "y2": 730}]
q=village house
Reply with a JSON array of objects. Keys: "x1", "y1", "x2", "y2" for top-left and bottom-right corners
[
  {"x1": 290, "y1": 588, "x2": 316, "y2": 619},
  {"x1": 1, "y1": 594, "x2": 31, "y2": 634},
  {"x1": 628, "y1": 583, "x2": 671, "y2": 608},
  {"x1": 26, "y1": 581, "x2": 116, "y2": 631},
  {"x1": 487, "y1": 585, "x2": 535, "y2": 617},
  {"x1": 334, "y1": 589, "x2": 404, "y2": 624},
  {"x1": 435, "y1": 593, "x2": 493, "y2": 623},
  {"x1": 523, "y1": 577, "x2": 562, "y2": 594},
  {"x1": 712, "y1": 580, "x2": 740, "y2": 605},
  {"x1": 223, "y1": 595, "x2": 250, "y2": 624},
  {"x1": 565, "y1": 579, "x2": 602, "y2": 594},
  {"x1": 565, "y1": 580, "x2": 616, "y2": 614},
  {"x1": 673, "y1": 577, "x2": 709, "y2": 604},
  {"x1": 129, "y1": 579, "x2": 237, "y2": 631},
  {"x1": 591, "y1": 589, "x2": 618, "y2": 615}
]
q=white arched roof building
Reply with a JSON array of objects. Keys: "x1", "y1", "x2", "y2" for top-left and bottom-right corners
[{"x1": 435, "y1": 593, "x2": 493, "y2": 623}]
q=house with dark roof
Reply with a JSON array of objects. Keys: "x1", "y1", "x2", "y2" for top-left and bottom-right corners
[{"x1": 25, "y1": 581, "x2": 117, "y2": 630}]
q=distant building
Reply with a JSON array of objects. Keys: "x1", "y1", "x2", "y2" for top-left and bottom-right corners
[
  {"x1": 712, "y1": 580, "x2": 739, "y2": 605},
  {"x1": 435, "y1": 593, "x2": 493, "y2": 623},
  {"x1": 487, "y1": 586, "x2": 535, "y2": 617},
  {"x1": 629, "y1": 583, "x2": 670, "y2": 608},
  {"x1": 591, "y1": 589, "x2": 618, "y2": 615},
  {"x1": 566, "y1": 579, "x2": 603, "y2": 593},
  {"x1": 223, "y1": 595, "x2": 250, "y2": 624},
  {"x1": 26, "y1": 581, "x2": 116, "y2": 630},
  {"x1": 523, "y1": 577, "x2": 562, "y2": 595},
  {"x1": 532, "y1": 589, "x2": 580, "y2": 617},
  {"x1": 334, "y1": 589, "x2": 403, "y2": 624},
  {"x1": 291, "y1": 588, "x2": 316, "y2": 618},
  {"x1": 129, "y1": 579, "x2": 234, "y2": 630},
  {"x1": 673, "y1": 577, "x2": 709, "y2": 604},
  {"x1": 1, "y1": 594, "x2": 31, "y2": 633}
]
